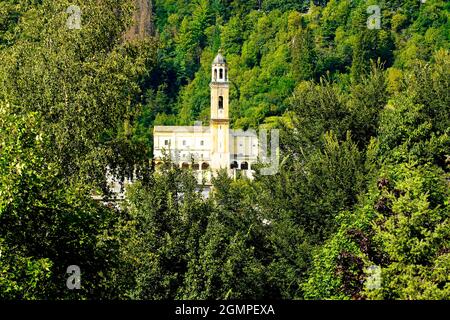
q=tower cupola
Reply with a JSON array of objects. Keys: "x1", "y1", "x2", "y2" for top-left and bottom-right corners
[{"x1": 212, "y1": 52, "x2": 228, "y2": 83}]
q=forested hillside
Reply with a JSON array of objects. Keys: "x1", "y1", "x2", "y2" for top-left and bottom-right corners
[
  {"x1": 0, "y1": 0, "x2": 449, "y2": 300},
  {"x1": 147, "y1": 0, "x2": 447, "y2": 127}
]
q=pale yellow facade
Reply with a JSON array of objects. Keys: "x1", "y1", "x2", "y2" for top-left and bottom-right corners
[{"x1": 153, "y1": 53, "x2": 258, "y2": 184}]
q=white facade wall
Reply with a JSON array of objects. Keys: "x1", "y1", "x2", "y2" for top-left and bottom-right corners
[{"x1": 153, "y1": 53, "x2": 259, "y2": 185}]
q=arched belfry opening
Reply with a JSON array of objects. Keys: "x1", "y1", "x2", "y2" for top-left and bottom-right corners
[{"x1": 212, "y1": 51, "x2": 228, "y2": 83}]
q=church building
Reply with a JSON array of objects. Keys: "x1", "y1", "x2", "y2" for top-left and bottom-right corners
[{"x1": 153, "y1": 53, "x2": 259, "y2": 184}]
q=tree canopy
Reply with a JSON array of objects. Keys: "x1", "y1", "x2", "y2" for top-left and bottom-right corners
[{"x1": 0, "y1": 0, "x2": 448, "y2": 300}]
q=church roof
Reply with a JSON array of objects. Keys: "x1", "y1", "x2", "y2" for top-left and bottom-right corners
[
  {"x1": 154, "y1": 126, "x2": 210, "y2": 133},
  {"x1": 231, "y1": 129, "x2": 258, "y2": 137},
  {"x1": 213, "y1": 53, "x2": 226, "y2": 64}
]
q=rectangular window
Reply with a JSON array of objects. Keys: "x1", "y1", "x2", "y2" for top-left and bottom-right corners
[
  {"x1": 183, "y1": 140, "x2": 186, "y2": 146},
  {"x1": 200, "y1": 140, "x2": 204, "y2": 146},
  {"x1": 164, "y1": 140, "x2": 169, "y2": 146}
]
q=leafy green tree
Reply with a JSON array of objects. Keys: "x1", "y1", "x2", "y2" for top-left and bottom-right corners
[
  {"x1": 181, "y1": 172, "x2": 269, "y2": 299},
  {"x1": 0, "y1": 0, "x2": 158, "y2": 189},
  {"x1": 377, "y1": 50, "x2": 450, "y2": 169},
  {"x1": 261, "y1": 130, "x2": 366, "y2": 241},
  {"x1": 287, "y1": 79, "x2": 350, "y2": 150},
  {"x1": 347, "y1": 63, "x2": 388, "y2": 148},
  {"x1": 0, "y1": 238, "x2": 52, "y2": 300},
  {"x1": 351, "y1": 30, "x2": 394, "y2": 82},
  {"x1": 303, "y1": 163, "x2": 450, "y2": 300},
  {"x1": 291, "y1": 24, "x2": 316, "y2": 81},
  {"x1": 121, "y1": 161, "x2": 214, "y2": 299},
  {"x1": 0, "y1": 104, "x2": 124, "y2": 299},
  {"x1": 302, "y1": 50, "x2": 450, "y2": 300}
]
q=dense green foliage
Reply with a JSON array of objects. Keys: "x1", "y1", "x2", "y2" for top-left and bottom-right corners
[
  {"x1": 151, "y1": 0, "x2": 448, "y2": 129},
  {"x1": 0, "y1": 0, "x2": 449, "y2": 300}
]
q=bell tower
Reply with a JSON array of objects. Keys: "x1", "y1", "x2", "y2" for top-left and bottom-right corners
[{"x1": 210, "y1": 52, "x2": 230, "y2": 170}]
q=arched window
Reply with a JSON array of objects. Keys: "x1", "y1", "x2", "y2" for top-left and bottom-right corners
[
  {"x1": 201, "y1": 162, "x2": 210, "y2": 170},
  {"x1": 214, "y1": 68, "x2": 217, "y2": 80},
  {"x1": 219, "y1": 68, "x2": 223, "y2": 79},
  {"x1": 230, "y1": 161, "x2": 238, "y2": 169},
  {"x1": 225, "y1": 69, "x2": 228, "y2": 81},
  {"x1": 241, "y1": 162, "x2": 249, "y2": 170},
  {"x1": 182, "y1": 162, "x2": 190, "y2": 170},
  {"x1": 218, "y1": 96, "x2": 224, "y2": 109},
  {"x1": 192, "y1": 163, "x2": 200, "y2": 171}
]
